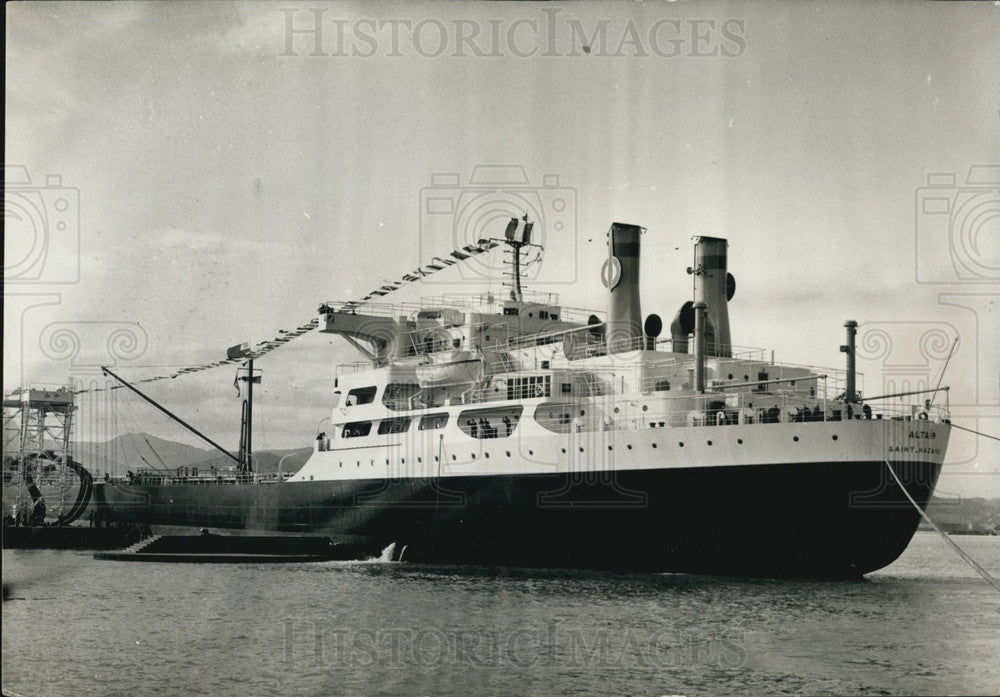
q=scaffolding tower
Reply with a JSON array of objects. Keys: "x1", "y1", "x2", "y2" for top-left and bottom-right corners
[{"x1": 2, "y1": 386, "x2": 76, "y2": 525}]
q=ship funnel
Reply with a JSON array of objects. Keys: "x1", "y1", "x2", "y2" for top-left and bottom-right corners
[
  {"x1": 603, "y1": 222, "x2": 644, "y2": 353},
  {"x1": 840, "y1": 320, "x2": 858, "y2": 403},
  {"x1": 689, "y1": 236, "x2": 733, "y2": 357}
]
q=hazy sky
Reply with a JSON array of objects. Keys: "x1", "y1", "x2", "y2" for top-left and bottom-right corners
[{"x1": 5, "y1": 1, "x2": 999, "y2": 496}]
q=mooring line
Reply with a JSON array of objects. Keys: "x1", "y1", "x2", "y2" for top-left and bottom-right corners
[
  {"x1": 881, "y1": 456, "x2": 1000, "y2": 594},
  {"x1": 948, "y1": 423, "x2": 1000, "y2": 443}
]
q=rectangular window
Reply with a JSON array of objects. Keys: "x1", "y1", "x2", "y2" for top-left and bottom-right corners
[
  {"x1": 755, "y1": 372, "x2": 769, "y2": 393},
  {"x1": 342, "y1": 421, "x2": 372, "y2": 438},
  {"x1": 418, "y1": 412, "x2": 449, "y2": 430},
  {"x1": 382, "y1": 383, "x2": 420, "y2": 410},
  {"x1": 458, "y1": 406, "x2": 523, "y2": 439},
  {"x1": 377, "y1": 417, "x2": 411, "y2": 435},
  {"x1": 561, "y1": 383, "x2": 572, "y2": 394},
  {"x1": 347, "y1": 386, "x2": 377, "y2": 405}
]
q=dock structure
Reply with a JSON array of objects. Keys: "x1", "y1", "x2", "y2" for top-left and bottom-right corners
[{"x1": 2, "y1": 387, "x2": 78, "y2": 526}]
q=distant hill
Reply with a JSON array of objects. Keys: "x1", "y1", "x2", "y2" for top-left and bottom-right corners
[
  {"x1": 923, "y1": 496, "x2": 1000, "y2": 535},
  {"x1": 71, "y1": 433, "x2": 310, "y2": 476},
  {"x1": 72, "y1": 433, "x2": 214, "y2": 474}
]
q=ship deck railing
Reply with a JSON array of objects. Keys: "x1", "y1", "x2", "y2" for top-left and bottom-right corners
[
  {"x1": 321, "y1": 294, "x2": 604, "y2": 325},
  {"x1": 564, "y1": 337, "x2": 771, "y2": 361},
  {"x1": 120, "y1": 471, "x2": 291, "y2": 486},
  {"x1": 337, "y1": 361, "x2": 376, "y2": 376},
  {"x1": 460, "y1": 371, "x2": 944, "y2": 424},
  {"x1": 601, "y1": 395, "x2": 950, "y2": 432},
  {"x1": 464, "y1": 359, "x2": 849, "y2": 403}
]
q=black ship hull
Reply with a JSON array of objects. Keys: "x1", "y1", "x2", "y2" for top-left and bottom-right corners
[{"x1": 93, "y1": 459, "x2": 941, "y2": 578}]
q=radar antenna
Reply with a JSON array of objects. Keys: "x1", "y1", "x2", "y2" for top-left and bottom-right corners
[{"x1": 489, "y1": 214, "x2": 543, "y2": 302}]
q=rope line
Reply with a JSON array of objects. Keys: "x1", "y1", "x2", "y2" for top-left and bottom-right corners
[
  {"x1": 881, "y1": 457, "x2": 1000, "y2": 594},
  {"x1": 949, "y1": 423, "x2": 1000, "y2": 443}
]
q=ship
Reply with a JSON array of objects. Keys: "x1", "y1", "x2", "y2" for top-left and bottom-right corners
[{"x1": 91, "y1": 220, "x2": 950, "y2": 578}]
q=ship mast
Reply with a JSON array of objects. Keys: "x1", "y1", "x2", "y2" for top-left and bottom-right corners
[
  {"x1": 235, "y1": 358, "x2": 259, "y2": 475},
  {"x1": 491, "y1": 214, "x2": 541, "y2": 302}
]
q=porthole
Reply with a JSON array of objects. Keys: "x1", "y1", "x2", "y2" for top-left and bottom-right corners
[
  {"x1": 434, "y1": 456, "x2": 439, "y2": 462},
  {"x1": 728, "y1": 373, "x2": 734, "y2": 380},
  {"x1": 506, "y1": 451, "x2": 511, "y2": 457},
  {"x1": 417, "y1": 457, "x2": 422, "y2": 463},
  {"x1": 528, "y1": 450, "x2": 534, "y2": 456},
  {"x1": 679, "y1": 442, "x2": 685, "y2": 447},
  {"x1": 832, "y1": 435, "x2": 838, "y2": 441},
  {"x1": 642, "y1": 405, "x2": 648, "y2": 412},
  {"x1": 471, "y1": 454, "x2": 476, "y2": 460},
  {"x1": 707, "y1": 441, "x2": 712, "y2": 446},
  {"x1": 561, "y1": 448, "x2": 567, "y2": 454},
  {"x1": 737, "y1": 439, "x2": 743, "y2": 444},
  {"x1": 607, "y1": 445, "x2": 613, "y2": 451},
  {"x1": 580, "y1": 410, "x2": 586, "y2": 416},
  {"x1": 614, "y1": 407, "x2": 620, "y2": 414},
  {"x1": 579, "y1": 447, "x2": 584, "y2": 453},
  {"x1": 744, "y1": 375, "x2": 749, "y2": 381},
  {"x1": 627, "y1": 444, "x2": 633, "y2": 450},
  {"x1": 485, "y1": 452, "x2": 490, "y2": 458},
  {"x1": 452, "y1": 455, "x2": 457, "y2": 461},
  {"x1": 652, "y1": 443, "x2": 658, "y2": 448},
  {"x1": 401, "y1": 458, "x2": 405, "y2": 464},
  {"x1": 385, "y1": 459, "x2": 389, "y2": 465},
  {"x1": 793, "y1": 436, "x2": 799, "y2": 442}
]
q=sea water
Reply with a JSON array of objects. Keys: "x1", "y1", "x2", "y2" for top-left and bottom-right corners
[{"x1": 3, "y1": 531, "x2": 998, "y2": 696}]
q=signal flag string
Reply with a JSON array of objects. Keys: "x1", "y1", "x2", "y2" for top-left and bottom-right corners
[
  {"x1": 71, "y1": 317, "x2": 321, "y2": 395},
  {"x1": 70, "y1": 238, "x2": 501, "y2": 395}
]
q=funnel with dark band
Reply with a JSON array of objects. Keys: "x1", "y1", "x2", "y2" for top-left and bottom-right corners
[
  {"x1": 693, "y1": 236, "x2": 732, "y2": 357},
  {"x1": 604, "y1": 223, "x2": 644, "y2": 353}
]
